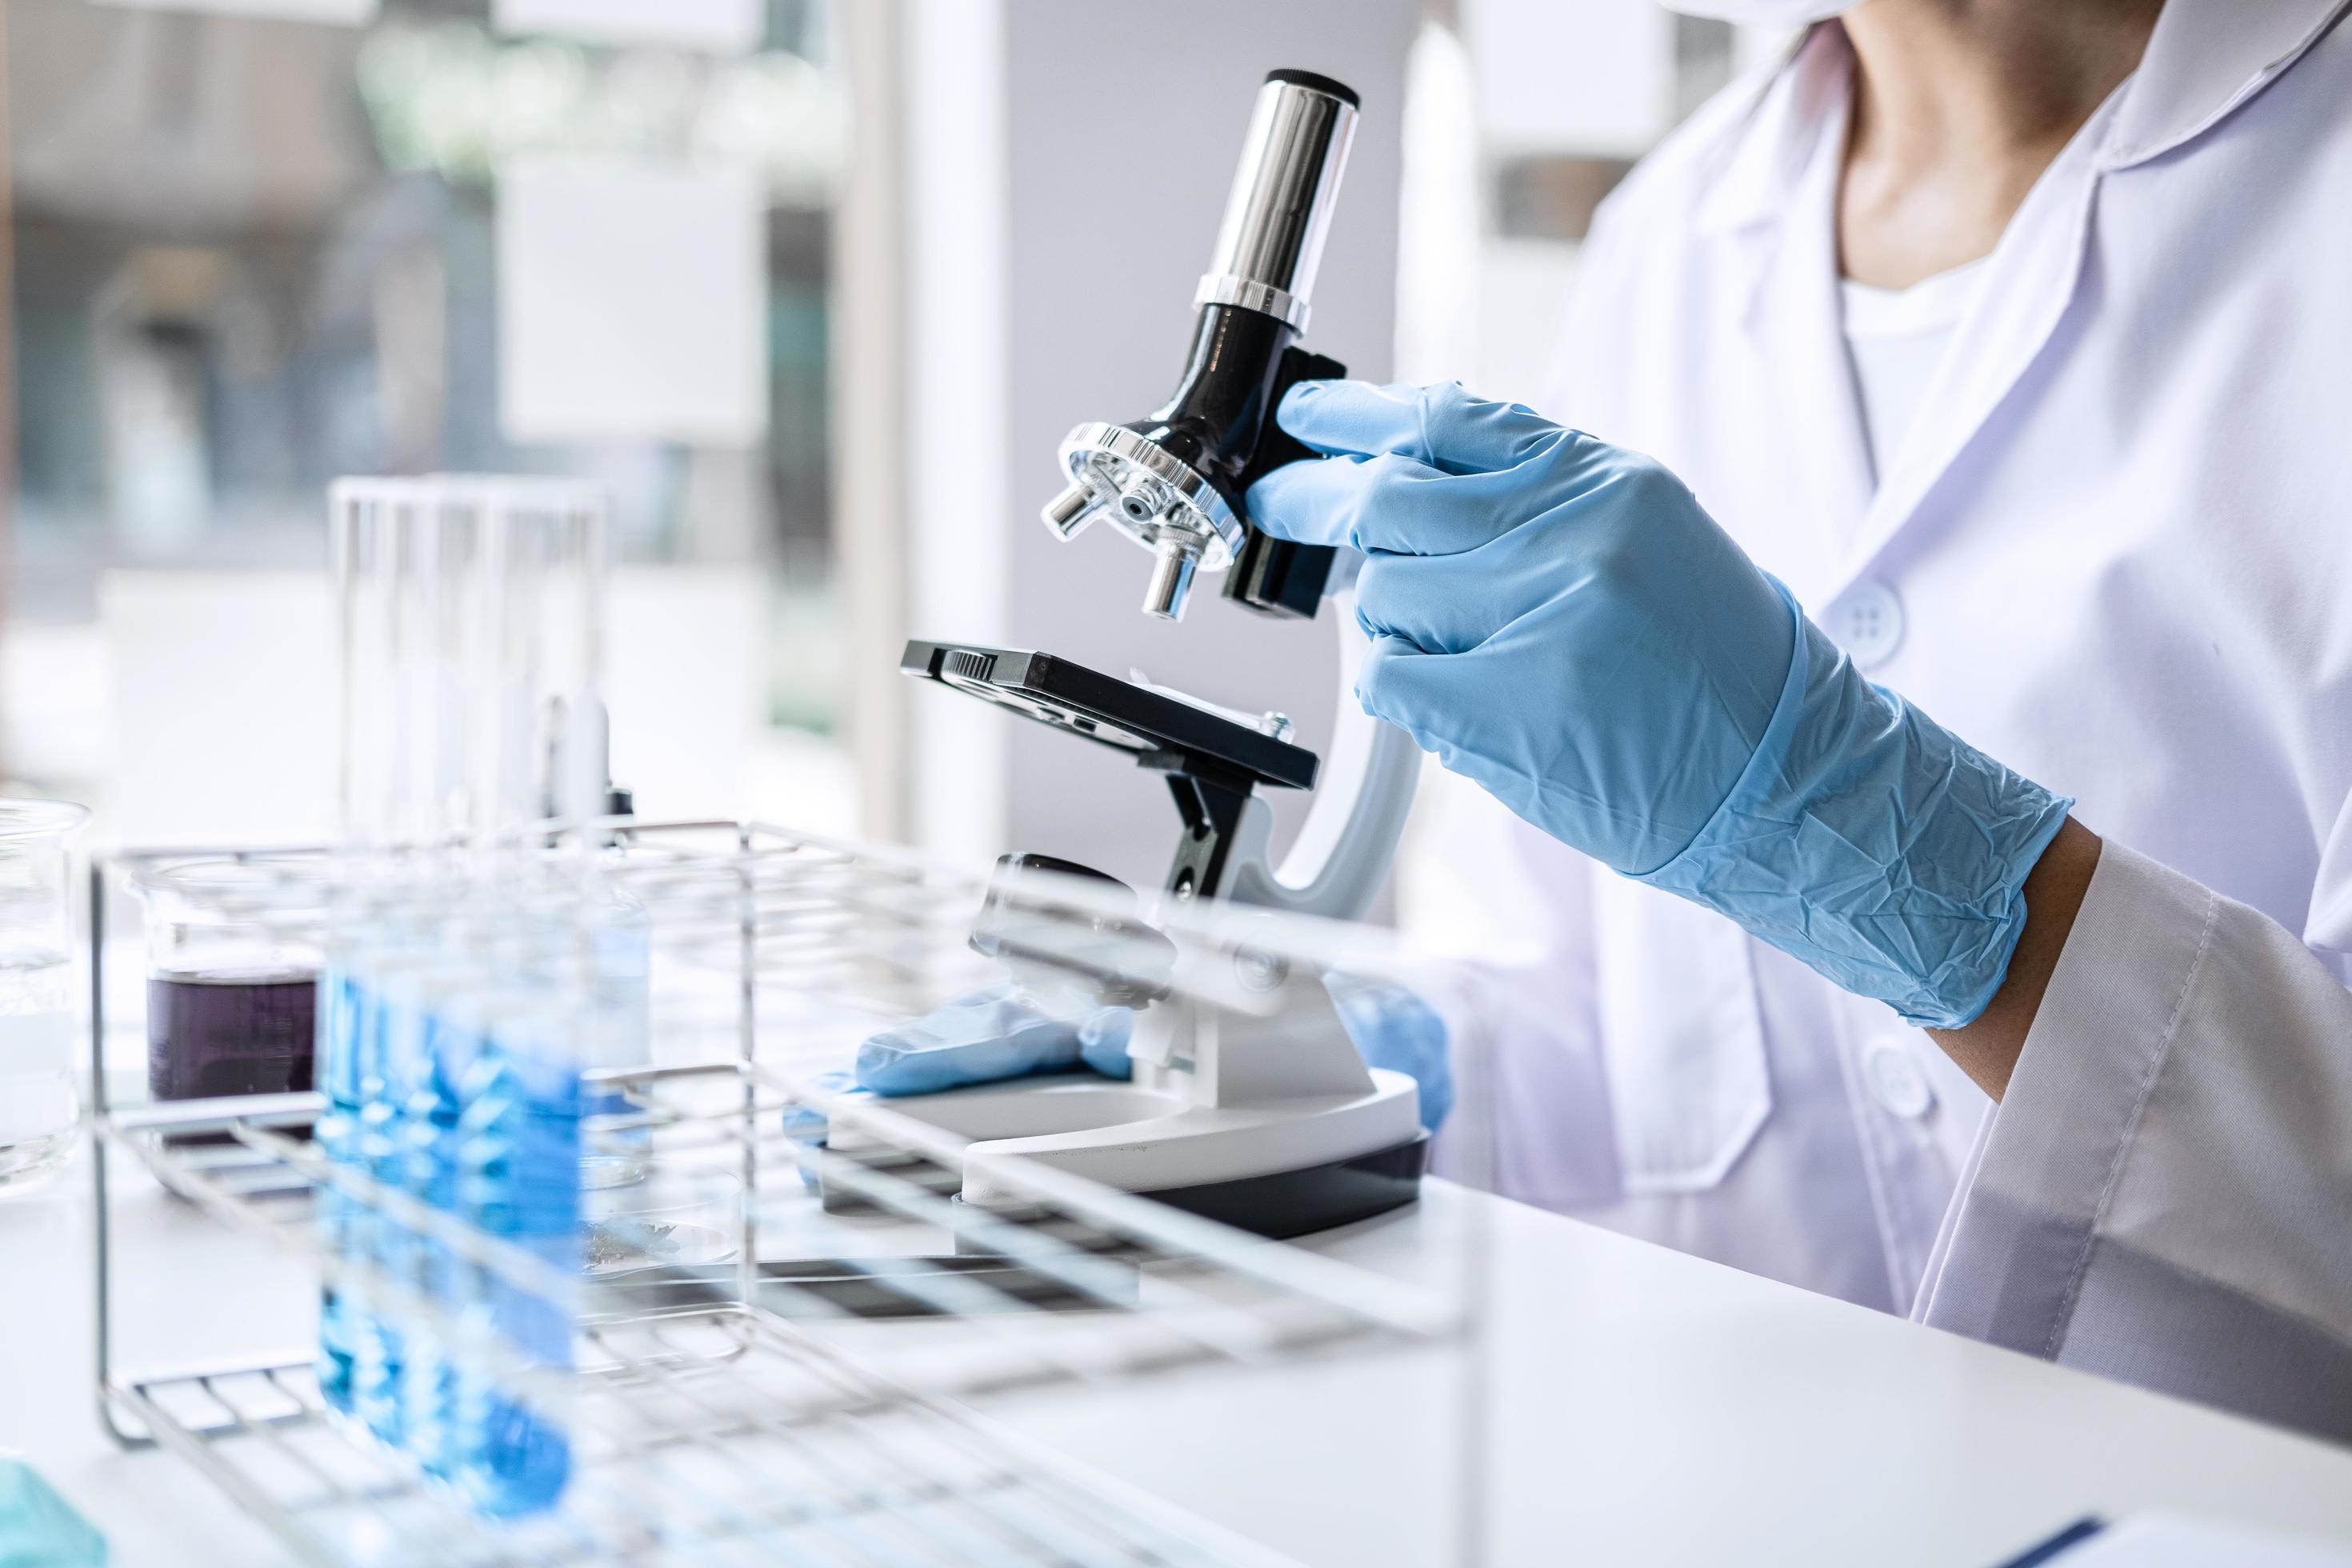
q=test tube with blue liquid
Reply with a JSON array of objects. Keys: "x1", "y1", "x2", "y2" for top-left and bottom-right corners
[
  {"x1": 325, "y1": 477, "x2": 618, "y2": 1516},
  {"x1": 315, "y1": 886, "x2": 409, "y2": 1426},
  {"x1": 451, "y1": 893, "x2": 583, "y2": 1515}
]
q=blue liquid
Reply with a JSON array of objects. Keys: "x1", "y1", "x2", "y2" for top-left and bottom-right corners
[
  {"x1": 349, "y1": 980, "x2": 407, "y2": 1448},
  {"x1": 315, "y1": 901, "x2": 594, "y2": 1521},
  {"x1": 315, "y1": 954, "x2": 413, "y2": 1450},
  {"x1": 391, "y1": 983, "x2": 463, "y2": 1482},
  {"x1": 314, "y1": 970, "x2": 360, "y2": 1415},
  {"x1": 450, "y1": 1010, "x2": 578, "y2": 1518}
]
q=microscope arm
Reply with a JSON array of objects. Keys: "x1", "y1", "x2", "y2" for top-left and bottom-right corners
[{"x1": 1222, "y1": 589, "x2": 1420, "y2": 923}]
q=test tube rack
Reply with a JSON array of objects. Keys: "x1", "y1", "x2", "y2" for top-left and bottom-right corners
[{"x1": 85, "y1": 820, "x2": 1486, "y2": 1567}]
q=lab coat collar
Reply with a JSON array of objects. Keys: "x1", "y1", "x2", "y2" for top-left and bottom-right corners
[
  {"x1": 1694, "y1": 0, "x2": 2351, "y2": 609},
  {"x1": 1693, "y1": 0, "x2": 2352, "y2": 234},
  {"x1": 1829, "y1": 99, "x2": 2116, "y2": 598},
  {"x1": 2098, "y1": 0, "x2": 2352, "y2": 170},
  {"x1": 1690, "y1": 23, "x2": 1844, "y2": 242},
  {"x1": 1752, "y1": 78, "x2": 1874, "y2": 565}
]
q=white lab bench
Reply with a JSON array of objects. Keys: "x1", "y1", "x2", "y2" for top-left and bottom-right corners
[{"x1": 6, "y1": 1142, "x2": 2351, "y2": 1568}]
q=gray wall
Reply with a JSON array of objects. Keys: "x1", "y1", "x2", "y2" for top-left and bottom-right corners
[{"x1": 995, "y1": 0, "x2": 1420, "y2": 891}]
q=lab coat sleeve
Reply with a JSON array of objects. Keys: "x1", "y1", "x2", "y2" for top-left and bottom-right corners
[{"x1": 1915, "y1": 839, "x2": 2352, "y2": 1444}]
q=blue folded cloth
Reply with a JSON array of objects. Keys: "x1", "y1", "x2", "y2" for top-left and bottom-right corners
[{"x1": 0, "y1": 1456, "x2": 106, "y2": 1568}]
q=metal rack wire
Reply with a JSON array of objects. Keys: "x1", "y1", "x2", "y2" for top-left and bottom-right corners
[{"x1": 89, "y1": 822, "x2": 1478, "y2": 1567}]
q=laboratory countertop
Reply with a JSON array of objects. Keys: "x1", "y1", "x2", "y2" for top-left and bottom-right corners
[{"x1": 6, "y1": 1145, "x2": 2352, "y2": 1568}]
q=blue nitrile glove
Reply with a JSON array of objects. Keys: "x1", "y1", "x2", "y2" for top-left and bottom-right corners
[
  {"x1": 1324, "y1": 970, "x2": 1453, "y2": 1134},
  {"x1": 853, "y1": 977, "x2": 1454, "y2": 1134},
  {"x1": 1246, "y1": 380, "x2": 2072, "y2": 1030},
  {"x1": 778, "y1": 1013, "x2": 1126, "y2": 1185},
  {"x1": 856, "y1": 986, "x2": 1136, "y2": 1093},
  {"x1": 780, "y1": 1069, "x2": 862, "y2": 1188}
]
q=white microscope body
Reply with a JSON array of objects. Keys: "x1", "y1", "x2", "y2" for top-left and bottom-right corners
[{"x1": 875, "y1": 612, "x2": 1424, "y2": 1233}]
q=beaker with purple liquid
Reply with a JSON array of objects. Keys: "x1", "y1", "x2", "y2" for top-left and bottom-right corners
[
  {"x1": 146, "y1": 970, "x2": 318, "y2": 1100},
  {"x1": 134, "y1": 856, "x2": 329, "y2": 1137}
]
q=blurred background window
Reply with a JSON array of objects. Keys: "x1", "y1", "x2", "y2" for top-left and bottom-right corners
[
  {"x1": 1, "y1": 0, "x2": 849, "y2": 842},
  {"x1": 0, "y1": 0, "x2": 1783, "y2": 882}
]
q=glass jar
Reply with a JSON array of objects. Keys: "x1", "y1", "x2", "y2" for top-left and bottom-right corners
[
  {"x1": 0, "y1": 800, "x2": 88, "y2": 1189},
  {"x1": 133, "y1": 855, "x2": 330, "y2": 1121}
]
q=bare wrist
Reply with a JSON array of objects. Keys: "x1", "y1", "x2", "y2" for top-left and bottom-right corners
[{"x1": 1929, "y1": 816, "x2": 2104, "y2": 1100}]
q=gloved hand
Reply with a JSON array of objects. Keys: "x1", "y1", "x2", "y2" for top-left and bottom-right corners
[
  {"x1": 780, "y1": 991, "x2": 1138, "y2": 1172},
  {"x1": 1325, "y1": 970, "x2": 1453, "y2": 1134},
  {"x1": 1246, "y1": 380, "x2": 2072, "y2": 1030},
  {"x1": 852, "y1": 976, "x2": 1454, "y2": 1134},
  {"x1": 856, "y1": 986, "x2": 1136, "y2": 1093}
]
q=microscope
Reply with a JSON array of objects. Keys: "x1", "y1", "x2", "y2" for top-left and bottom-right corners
[{"x1": 882, "y1": 70, "x2": 1427, "y2": 1238}]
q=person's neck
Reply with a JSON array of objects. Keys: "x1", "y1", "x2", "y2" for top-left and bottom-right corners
[{"x1": 1838, "y1": 0, "x2": 2162, "y2": 288}]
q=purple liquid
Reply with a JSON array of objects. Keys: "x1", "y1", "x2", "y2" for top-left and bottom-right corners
[{"x1": 148, "y1": 971, "x2": 319, "y2": 1141}]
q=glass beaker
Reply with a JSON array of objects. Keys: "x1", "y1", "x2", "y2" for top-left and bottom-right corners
[
  {"x1": 132, "y1": 855, "x2": 328, "y2": 1128},
  {"x1": 0, "y1": 800, "x2": 89, "y2": 1190},
  {"x1": 583, "y1": 1159, "x2": 742, "y2": 1279}
]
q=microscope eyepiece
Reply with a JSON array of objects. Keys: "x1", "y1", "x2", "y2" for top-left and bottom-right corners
[
  {"x1": 1261, "y1": 68, "x2": 1359, "y2": 107},
  {"x1": 1040, "y1": 69, "x2": 1358, "y2": 622},
  {"x1": 1196, "y1": 71, "x2": 1359, "y2": 333}
]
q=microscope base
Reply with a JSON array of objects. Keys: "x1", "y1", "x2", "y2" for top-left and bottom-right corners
[
  {"x1": 826, "y1": 1069, "x2": 1425, "y2": 1238},
  {"x1": 1131, "y1": 1130, "x2": 1426, "y2": 1239}
]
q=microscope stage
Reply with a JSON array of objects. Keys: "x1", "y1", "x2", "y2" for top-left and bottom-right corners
[{"x1": 900, "y1": 640, "x2": 1318, "y2": 792}]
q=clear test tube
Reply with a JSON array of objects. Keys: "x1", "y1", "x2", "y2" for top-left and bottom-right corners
[
  {"x1": 330, "y1": 475, "x2": 609, "y2": 865},
  {"x1": 330, "y1": 479, "x2": 394, "y2": 859},
  {"x1": 469, "y1": 478, "x2": 610, "y2": 855}
]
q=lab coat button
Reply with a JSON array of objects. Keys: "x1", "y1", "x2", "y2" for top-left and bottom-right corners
[
  {"x1": 1864, "y1": 1039, "x2": 1935, "y2": 1119},
  {"x1": 1830, "y1": 580, "x2": 1905, "y2": 669}
]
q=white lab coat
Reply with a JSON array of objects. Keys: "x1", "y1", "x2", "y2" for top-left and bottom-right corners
[{"x1": 1414, "y1": 0, "x2": 2352, "y2": 1444}]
